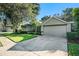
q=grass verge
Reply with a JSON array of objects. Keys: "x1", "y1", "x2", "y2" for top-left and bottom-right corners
[{"x1": 2, "y1": 33, "x2": 36, "y2": 43}]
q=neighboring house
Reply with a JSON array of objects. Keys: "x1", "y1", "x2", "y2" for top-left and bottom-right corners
[
  {"x1": 0, "y1": 12, "x2": 13, "y2": 32},
  {"x1": 0, "y1": 12, "x2": 40, "y2": 32},
  {"x1": 0, "y1": 12, "x2": 33, "y2": 32},
  {"x1": 21, "y1": 17, "x2": 33, "y2": 32},
  {"x1": 21, "y1": 24, "x2": 33, "y2": 32},
  {"x1": 41, "y1": 16, "x2": 74, "y2": 37}
]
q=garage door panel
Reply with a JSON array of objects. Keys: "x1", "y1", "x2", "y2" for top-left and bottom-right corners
[{"x1": 44, "y1": 26, "x2": 66, "y2": 37}]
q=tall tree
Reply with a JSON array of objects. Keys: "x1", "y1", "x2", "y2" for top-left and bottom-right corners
[
  {"x1": 0, "y1": 4, "x2": 25, "y2": 32},
  {"x1": 62, "y1": 8, "x2": 73, "y2": 21},
  {"x1": 27, "y1": 3, "x2": 40, "y2": 24},
  {"x1": 0, "y1": 3, "x2": 40, "y2": 32},
  {"x1": 72, "y1": 8, "x2": 79, "y2": 31},
  {"x1": 26, "y1": 3, "x2": 40, "y2": 33},
  {"x1": 41, "y1": 16, "x2": 51, "y2": 22}
]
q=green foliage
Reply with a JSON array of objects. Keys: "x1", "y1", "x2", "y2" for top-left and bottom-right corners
[
  {"x1": 63, "y1": 8, "x2": 73, "y2": 15},
  {"x1": 68, "y1": 43, "x2": 79, "y2": 56},
  {"x1": 72, "y1": 8, "x2": 79, "y2": 30},
  {"x1": 67, "y1": 32, "x2": 79, "y2": 40},
  {"x1": 0, "y1": 4, "x2": 27, "y2": 32},
  {"x1": 62, "y1": 8, "x2": 73, "y2": 21},
  {"x1": 67, "y1": 32, "x2": 79, "y2": 56},
  {"x1": 41, "y1": 16, "x2": 51, "y2": 22},
  {"x1": 72, "y1": 8, "x2": 79, "y2": 16},
  {"x1": 4, "y1": 33, "x2": 36, "y2": 42},
  {"x1": 0, "y1": 3, "x2": 40, "y2": 32}
]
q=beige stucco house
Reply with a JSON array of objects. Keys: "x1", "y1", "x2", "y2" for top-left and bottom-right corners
[
  {"x1": 0, "y1": 12, "x2": 13, "y2": 32},
  {"x1": 0, "y1": 20, "x2": 13, "y2": 32},
  {"x1": 41, "y1": 16, "x2": 74, "y2": 37}
]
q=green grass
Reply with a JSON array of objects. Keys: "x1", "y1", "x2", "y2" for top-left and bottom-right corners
[
  {"x1": 3, "y1": 33, "x2": 36, "y2": 43},
  {"x1": 68, "y1": 43, "x2": 79, "y2": 56}
]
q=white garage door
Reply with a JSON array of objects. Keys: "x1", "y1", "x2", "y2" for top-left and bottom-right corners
[{"x1": 43, "y1": 25, "x2": 67, "y2": 37}]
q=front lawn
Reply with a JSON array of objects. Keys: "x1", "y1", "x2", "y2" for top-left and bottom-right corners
[
  {"x1": 67, "y1": 32, "x2": 79, "y2": 56},
  {"x1": 68, "y1": 43, "x2": 79, "y2": 56},
  {"x1": 3, "y1": 33, "x2": 36, "y2": 42}
]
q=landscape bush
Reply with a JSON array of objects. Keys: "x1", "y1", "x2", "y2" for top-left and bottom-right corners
[{"x1": 67, "y1": 32, "x2": 79, "y2": 40}]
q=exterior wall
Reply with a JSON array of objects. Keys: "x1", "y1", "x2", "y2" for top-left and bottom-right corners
[
  {"x1": 43, "y1": 18, "x2": 66, "y2": 25},
  {"x1": 0, "y1": 21, "x2": 3, "y2": 32},
  {"x1": 6, "y1": 27, "x2": 13, "y2": 32},
  {"x1": 22, "y1": 26, "x2": 33, "y2": 32},
  {"x1": 0, "y1": 12, "x2": 13, "y2": 32},
  {"x1": 66, "y1": 23, "x2": 71, "y2": 32},
  {"x1": 0, "y1": 22, "x2": 13, "y2": 32},
  {"x1": 0, "y1": 27, "x2": 2, "y2": 31},
  {"x1": 6, "y1": 18, "x2": 12, "y2": 26},
  {"x1": 41, "y1": 25, "x2": 44, "y2": 34},
  {"x1": 41, "y1": 17, "x2": 72, "y2": 37}
]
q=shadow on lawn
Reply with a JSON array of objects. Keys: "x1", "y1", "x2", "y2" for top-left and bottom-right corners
[
  {"x1": 8, "y1": 36, "x2": 67, "y2": 53},
  {"x1": 0, "y1": 34, "x2": 5, "y2": 37}
]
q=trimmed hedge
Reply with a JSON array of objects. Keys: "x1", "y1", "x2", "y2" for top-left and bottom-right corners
[
  {"x1": 13, "y1": 31, "x2": 41, "y2": 35},
  {"x1": 67, "y1": 32, "x2": 79, "y2": 40}
]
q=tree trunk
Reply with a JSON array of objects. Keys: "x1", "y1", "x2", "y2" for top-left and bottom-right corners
[{"x1": 13, "y1": 26, "x2": 17, "y2": 33}]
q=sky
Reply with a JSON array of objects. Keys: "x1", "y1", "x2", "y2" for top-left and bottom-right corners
[{"x1": 37, "y1": 3, "x2": 79, "y2": 20}]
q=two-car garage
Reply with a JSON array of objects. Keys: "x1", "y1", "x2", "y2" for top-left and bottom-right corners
[
  {"x1": 41, "y1": 17, "x2": 72, "y2": 37},
  {"x1": 43, "y1": 25, "x2": 67, "y2": 37}
]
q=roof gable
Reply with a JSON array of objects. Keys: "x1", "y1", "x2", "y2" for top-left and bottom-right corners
[{"x1": 42, "y1": 16, "x2": 67, "y2": 25}]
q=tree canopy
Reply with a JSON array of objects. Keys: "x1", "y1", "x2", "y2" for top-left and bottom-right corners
[
  {"x1": 0, "y1": 3, "x2": 40, "y2": 32},
  {"x1": 72, "y1": 8, "x2": 79, "y2": 31},
  {"x1": 62, "y1": 8, "x2": 73, "y2": 22},
  {"x1": 41, "y1": 16, "x2": 51, "y2": 22}
]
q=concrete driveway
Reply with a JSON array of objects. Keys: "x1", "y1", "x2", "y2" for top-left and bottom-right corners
[{"x1": 8, "y1": 35, "x2": 68, "y2": 56}]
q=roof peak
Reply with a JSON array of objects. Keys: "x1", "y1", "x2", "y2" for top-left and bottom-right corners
[{"x1": 42, "y1": 16, "x2": 74, "y2": 25}]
